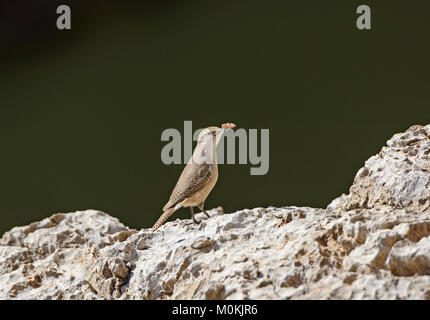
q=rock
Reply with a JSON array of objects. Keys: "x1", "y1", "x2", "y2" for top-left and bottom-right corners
[
  {"x1": 328, "y1": 124, "x2": 430, "y2": 213},
  {"x1": 0, "y1": 124, "x2": 430, "y2": 299}
]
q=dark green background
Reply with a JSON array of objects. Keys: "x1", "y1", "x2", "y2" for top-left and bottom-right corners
[{"x1": 1, "y1": 1, "x2": 429, "y2": 235}]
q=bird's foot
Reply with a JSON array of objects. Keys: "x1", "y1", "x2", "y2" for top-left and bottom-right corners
[{"x1": 192, "y1": 217, "x2": 201, "y2": 225}]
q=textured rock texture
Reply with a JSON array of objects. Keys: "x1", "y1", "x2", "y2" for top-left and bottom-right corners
[
  {"x1": 328, "y1": 124, "x2": 430, "y2": 213},
  {"x1": 1, "y1": 124, "x2": 430, "y2": 300}
]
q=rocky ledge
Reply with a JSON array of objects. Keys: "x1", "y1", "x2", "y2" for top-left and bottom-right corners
[{"x1": 1, "y1": 124, "x2": 430, "y2": 299}]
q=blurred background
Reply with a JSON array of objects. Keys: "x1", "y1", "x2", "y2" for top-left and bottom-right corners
[{"x1": 1, "y1": 0, "x2": 429, "y2": 234}]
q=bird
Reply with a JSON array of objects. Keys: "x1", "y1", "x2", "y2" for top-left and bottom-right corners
[{"x1": 152, "y1": 123, "x2": 236, "y2": 232}]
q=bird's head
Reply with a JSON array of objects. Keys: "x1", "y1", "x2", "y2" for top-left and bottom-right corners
[
  {"x1": 192, "y1": 123, "x2": 236, "y2": 164},
  {"x1": 197, "y1": 123, "x2": 236, "y2": 147}
]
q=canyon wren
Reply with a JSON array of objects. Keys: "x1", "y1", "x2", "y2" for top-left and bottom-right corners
[{"x1": 152, "y1": 123, "x2": 236, "y2": 232}]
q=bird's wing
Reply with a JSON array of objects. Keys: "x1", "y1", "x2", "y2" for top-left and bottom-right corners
[{"x1": 163, "y1": 162, "x2": 212, "y2": 211}]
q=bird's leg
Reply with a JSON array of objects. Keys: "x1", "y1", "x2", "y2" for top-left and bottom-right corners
[
  {"x1": 198, "y1": 202, "x2": 211, "y2": 218},
  {"x1": 190, "y1": 206, "x2": 200, "y2": 225}
]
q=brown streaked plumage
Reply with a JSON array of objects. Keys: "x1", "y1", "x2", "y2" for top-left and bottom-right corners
[{"x1": 152, "y1": 124, "x2": 235, "y2": 231}]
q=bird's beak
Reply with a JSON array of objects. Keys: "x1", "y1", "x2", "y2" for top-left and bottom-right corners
[
  {"x1": 222, "y1": 123, "x2": 236, "y2": 130},
  {"x1": 221, "y1": 123, "x2": 236, "y2": 135}
]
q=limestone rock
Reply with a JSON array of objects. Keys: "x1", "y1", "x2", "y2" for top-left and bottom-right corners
[
  {"x1": 0, "y1": 124, "x2": 430, "y2": 299},
  {"x1": 328, "y1": 124, "x2": 430, "y2": 212}
]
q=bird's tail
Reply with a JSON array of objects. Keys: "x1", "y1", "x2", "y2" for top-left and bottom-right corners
[{"x1": 152, "y1": 207, "x2": 177, "y2": 232}]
